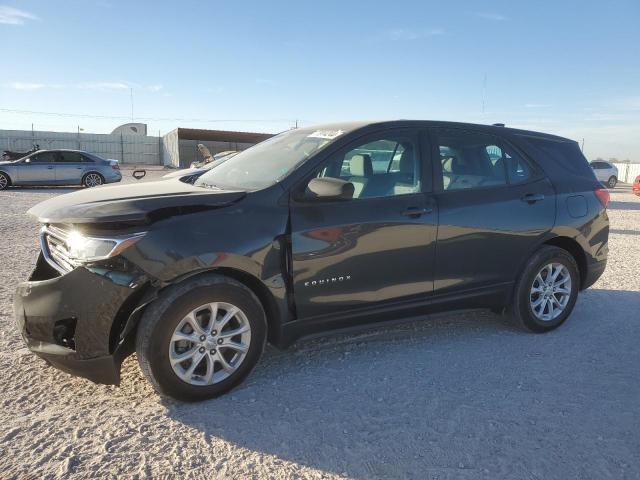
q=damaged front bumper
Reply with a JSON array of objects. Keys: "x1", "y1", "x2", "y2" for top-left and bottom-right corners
[{"x1": 14, "y1": 253, "x2": 149, "y2": 385}]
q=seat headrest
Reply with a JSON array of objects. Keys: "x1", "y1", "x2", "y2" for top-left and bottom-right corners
[{"x1": 349, "y1": 154, "x2": 373, "y2": 177}]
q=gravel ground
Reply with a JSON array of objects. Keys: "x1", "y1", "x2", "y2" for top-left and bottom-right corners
[{"x1": 1, "y1": 172, "x2": 639, "y2": 479}]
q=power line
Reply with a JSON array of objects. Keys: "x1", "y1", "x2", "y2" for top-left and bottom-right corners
[{"x1": 0, "y1": 108, "x2": 298, "y2": 124}]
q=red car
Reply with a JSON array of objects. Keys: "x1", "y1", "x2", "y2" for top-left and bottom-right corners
[{"x1": 634, "y1": 175, "x2": 640, "y2": 196}]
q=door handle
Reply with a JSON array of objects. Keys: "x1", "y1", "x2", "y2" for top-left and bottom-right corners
[
  {"x1": 401, "y1": 206, "x2": 432, "y2": 217},
  {"x1": 46, "y1": 166, "x2": 54, "y2": 169},
  {"x1": 521, "y1": 193, "x2": 544, "y2": 204}
]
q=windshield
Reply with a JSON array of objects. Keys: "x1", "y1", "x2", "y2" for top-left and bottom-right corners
[{"x1": 194, "y1": 128, "x2": 343, "y2": 190}]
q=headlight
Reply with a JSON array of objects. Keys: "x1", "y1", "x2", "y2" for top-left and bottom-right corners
[{"x1": 66, "y1": 230, "x2": 146, "y2": 263}]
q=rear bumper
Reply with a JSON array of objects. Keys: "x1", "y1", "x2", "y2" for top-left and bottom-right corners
[
  {"x1": 105, "y1": 172, "x2": 122, "y2": 184},
  {"x1": 14, "y1": 253, "x2": 146, "y2": 385},
  {"x1": 583, "y1": 258, "x2": 607, "y2": 290}
]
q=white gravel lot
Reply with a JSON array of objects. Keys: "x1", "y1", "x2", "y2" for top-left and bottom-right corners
[{"x1": 0, "y1": 170, "x2": 639, "y2": 479}]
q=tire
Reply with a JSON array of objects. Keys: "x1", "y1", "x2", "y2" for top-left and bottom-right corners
[
  {"x1": 0, "y1": 172, "x2": 9, "y2": 190},
  {"x1": 509, "y1": 246, "x2": 580, "y2": 333},
  {"x1": 607, "y1": 176, "x2": 617, "y2": 189},
  {"x1": 136, "y1": 274, "x2": 267, "y2": 401},
  {"x1": 82, "y1": 172, "x2": 104, "y2": 188}
]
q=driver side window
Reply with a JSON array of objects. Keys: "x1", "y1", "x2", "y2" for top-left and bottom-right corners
[
  {"x1": 29, "y1": 152, "x2": 57, "y2": 163},
  {"x1": 318, "y1": 132, "x2": 421, "y2": 199}
]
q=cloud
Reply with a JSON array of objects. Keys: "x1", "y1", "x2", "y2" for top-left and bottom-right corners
[
  {"x1": 76, "y1": 82, "x2": 130, "y2": 91},
  {"x1": 2, "y1": 81, "x2": 165, "y2": 93},
  {"x1": 3, "y1": 82, "x2": 45, "y2": 90},
  {"x1": 524, "y1": 103, "x2": 552, "y2": 108},
  {"x1": 255, "y1": 78, "x2": 276, "y2": 86},
  {"x1": 387, "y1": 28, "x2": 444, "y2": 41},
  {"x1": 0, "y1": 5, "x2": 39, "y2": 25},
  {"x1": 475, "y1": 13, "x2": 508, "y2": 21}
]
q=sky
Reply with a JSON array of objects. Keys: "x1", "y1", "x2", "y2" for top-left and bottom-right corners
[{"x1": 1, "y1": 0, "x2": 639, "y2": 161}]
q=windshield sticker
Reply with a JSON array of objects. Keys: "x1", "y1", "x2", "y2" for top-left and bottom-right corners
[{"x1": 307, "y1": 129, "x2": 344, "y2": 140}]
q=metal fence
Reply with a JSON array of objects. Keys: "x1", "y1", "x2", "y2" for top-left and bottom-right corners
[
  {"x1": 612, "y1": 163, "x2": 640, "y2": 184},
  {"x1": 0, "y1": 129, "x2": 161, "y2": 165}
]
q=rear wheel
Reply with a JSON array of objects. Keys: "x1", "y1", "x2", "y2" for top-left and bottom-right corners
[
  {"x1": 510, "y1": 246, "x2": 580, "y2": 332},
  {"x1": 136, "y1": 274, "x2": 267, "y2": 401},
  {"x1": 0, "y1": 172, "x2": 9, "y2": 190},
  {"x1": 83, "y1": 172, "x2": 104, "y2": 187},
  {"x1": 607, "y1": 176, "x2": 617, "y2": 188}
]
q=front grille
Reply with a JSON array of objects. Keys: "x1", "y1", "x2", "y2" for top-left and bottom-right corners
[{"x1": 41, "y1": 226, "x2": 80, "y2": 274}]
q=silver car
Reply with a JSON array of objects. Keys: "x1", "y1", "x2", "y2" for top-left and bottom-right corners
[
  {"x1": 0, "y1": 149, "x2": 122, "y2": 189},
  {"x1": 589, "y1": 160, "x2": 618, "y2": 188}
]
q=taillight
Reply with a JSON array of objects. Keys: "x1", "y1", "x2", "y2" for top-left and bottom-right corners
[
  {"x1": 111, "y1": 163, "x2": 120, "y2": 170},
  {"x1": 594, "y1": 187, "x2": 610, "y2": 208}
]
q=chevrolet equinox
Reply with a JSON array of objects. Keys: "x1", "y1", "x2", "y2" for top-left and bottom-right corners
[{"x1": 15, "y1": 121, "x2": 609, "y2": 401}]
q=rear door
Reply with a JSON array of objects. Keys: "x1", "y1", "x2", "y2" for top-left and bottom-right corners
[
  {"x1": 430, "y1": 127, "x2": 555, "y2": 295},
  {"x1": 16, "y1": 152, "x2": 57, "y2": 184},
  {"x1": 289, "y1": 128, "x2": 438, "y2": 319},
  {"x1": 55, "y1": 151, "x2": 85, "y2": 184}
]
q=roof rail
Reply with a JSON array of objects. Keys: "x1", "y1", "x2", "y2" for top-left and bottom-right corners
[{"x1": 492, "y1": 123, "x2": 505, "y2": 127}]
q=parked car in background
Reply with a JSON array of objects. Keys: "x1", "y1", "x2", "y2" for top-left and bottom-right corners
[
  {"x1": 590, "y1": 160, "x2": 618, "y2": 188},
  {"x1": 190, "y1": 150, "x2": 237, "y2": 169},
  {"x1": 633, "y1": 175, "x2": 640, "y2": 196},
  {"x1": 163, "y1": 152, "x2": 238, "y2": 183},
  {"x1": 16, "y1": 120, "x2": 609, "y2": 401},
  {"x1": 0, "y1": 150, "x2": 121, "y2": 189}
]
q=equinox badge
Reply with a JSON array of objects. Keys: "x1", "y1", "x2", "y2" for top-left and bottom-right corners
[{"x1": 304, "y1": 275, "x2": 351, "y2": 287}]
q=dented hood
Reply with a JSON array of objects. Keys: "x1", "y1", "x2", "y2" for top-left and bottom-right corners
[{"x1": 28, "y1": 180, "x2": 246, "y2": 224}]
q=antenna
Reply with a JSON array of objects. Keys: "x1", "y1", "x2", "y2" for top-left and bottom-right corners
[
  {"x1": 130, "y1": 88, "x2": 134, "y2": 122},
  {"x1": 482, "y1": 73, "x2": 487, "y2": 115}
]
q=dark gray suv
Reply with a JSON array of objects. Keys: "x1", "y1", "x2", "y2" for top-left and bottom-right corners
[{"x1": 15, "y1": 121, "x2": 609, "y2": 401}]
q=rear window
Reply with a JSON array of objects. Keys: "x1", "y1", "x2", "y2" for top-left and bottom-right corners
[
  {"x1": 518, "y1": 137, "x2": 589, "y2": 173},
  {"x1": 515, "y1": 135, "x2": 596, "y2": 189}
]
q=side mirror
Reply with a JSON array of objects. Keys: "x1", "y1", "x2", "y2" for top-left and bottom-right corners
[{"x1": 306, "y1": 177, "x2": 354, "y2": 200}]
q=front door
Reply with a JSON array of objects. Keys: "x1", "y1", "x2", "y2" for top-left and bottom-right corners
[
  {"x1": 16, "y1": 151, "x2": 57, "y2": 184},
  {"x1": 290, "y1": 128, "x2": 438, "y2": 319},
  {"x1": 430, "y1": 127, "x2": 555, "y2": 295}
]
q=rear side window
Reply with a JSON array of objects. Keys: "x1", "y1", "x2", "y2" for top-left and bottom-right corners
[
  {"x1": 57, "y1": 152, "x2": 83, "y2": 163},
  {"x1": 434, "y1": 129, "x2": 508, "y2": 190}
]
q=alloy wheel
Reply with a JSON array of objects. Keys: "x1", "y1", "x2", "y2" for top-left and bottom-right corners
[
  {"x1": 85, "y1": 173, "x2": 103, "y2": 187},
  {"x1": 169, "y1": 302, "x2": 252, "y2": 385},
  {"x1": 0, "y1": 174, "x2": 7, "y2": 190},
  {"x1": 529, "y1": 263, "x2": 572, "y2": 321}
]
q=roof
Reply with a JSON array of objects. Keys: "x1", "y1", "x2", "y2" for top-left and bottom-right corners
[
  {"x1": 176, "y1": 128, "x2": 274, "y2": 143},
  {"x1": 301, "y1": 120, "x2": 575, "y2": 143}
]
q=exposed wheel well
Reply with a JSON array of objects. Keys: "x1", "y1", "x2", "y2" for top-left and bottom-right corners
[
  {"x1": 542, "y1": 237, "x2": 587, "y2": 288},
  {"x1": 211, "y1": 268, "x2": 282, "y2": 343}
]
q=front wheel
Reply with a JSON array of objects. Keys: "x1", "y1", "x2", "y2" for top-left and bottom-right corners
[
  {"x1": 510, "y1": 246, "x2": 580, "y2": 333},
  {"x1": 136, "y1": 274, "x2": 267, "y2": 401},
  {"x1": 607, "y1": 176, "x2": 617, "y2": 189},
  {"x1": 0, "y1": 172, "x2": 9, "y2": 190}
]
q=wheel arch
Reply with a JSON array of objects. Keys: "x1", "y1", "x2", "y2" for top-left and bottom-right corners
[
  {"x1": 541, "y1": 236, "x2": 587, "y2": 288},
  {"x1": 117, "y1": 267, "x2": 285, "y2": 354}
]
